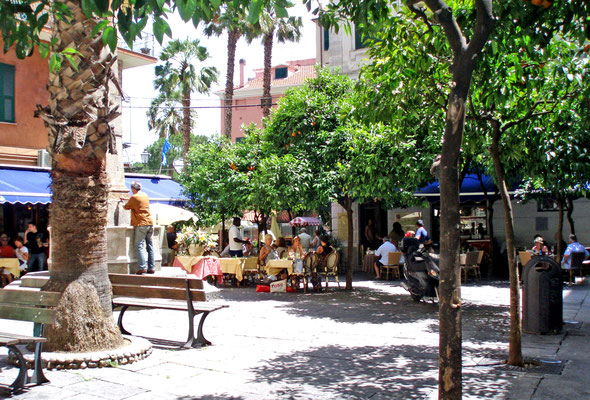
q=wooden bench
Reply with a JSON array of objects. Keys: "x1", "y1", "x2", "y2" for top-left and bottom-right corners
[
  {"x1": 109, "y1": 274, "x2": 228, "y2": 348},
  {"x1": 0, "y1": 288, "x2": 60, "y2": 394}
]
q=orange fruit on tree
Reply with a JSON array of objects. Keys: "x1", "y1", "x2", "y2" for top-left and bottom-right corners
[{"x1": 531, "y1": 0, "x2": 543, "y2": 5}]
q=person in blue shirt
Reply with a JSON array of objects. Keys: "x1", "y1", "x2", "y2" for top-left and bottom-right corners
[
  {"x1": 415, "y1": 220, "x2": 431, "y2": 245},
  {"x1": 561, "y1": 234, "x2": 589, "y2": 269}
]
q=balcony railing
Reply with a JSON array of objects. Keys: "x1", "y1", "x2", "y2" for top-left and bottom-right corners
[{"x1": 118, "y1": 33, "x2": 155, "y2": 57}]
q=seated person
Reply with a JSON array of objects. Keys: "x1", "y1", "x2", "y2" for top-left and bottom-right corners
[
  {"x1": 166, "y1": 226, "x2": 178, "y2": 265},
  {"x1": 0, "y1": 234, "x2": 15, "y2": 258},
  {"x1": 562, "y1": 234, "x2": 590, "y2": 269},
  {"x1": 373, "y1": 237, "x2": 403, "y2": 279},
  {"x1": 275, "y1": 237, "x2": 288, "y2": 259},
  {"x1": 243, "y1": 237, "x2": 257, "y2": 257},
  {"x1": 288, "y1": 236, "x2": 305, "y2": 258},
  {"x1": 259, "y1": 234, "x2": 278, "y2": 266},
  {"x1": 316, "y1": 236, "x2": 333, "y2": 271},
  {"x1": 531, "y1": 236, "x2": 549, "y2": 255}
]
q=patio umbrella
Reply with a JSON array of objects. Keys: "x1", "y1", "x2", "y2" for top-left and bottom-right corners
[
  {"x1": 289, "y1": 217, "x2": 322, "y2": 227},
  {"x1": 149, "y1": 203, "x2": 196, "y2": 225},
  {"x1": 271, "y1": 215, "x2": 282, "y2": 238}
]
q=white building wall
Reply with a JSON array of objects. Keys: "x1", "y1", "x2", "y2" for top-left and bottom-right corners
[
  {"x1": 316, "y1": 23, "x2": 369, "y2": 79},
  {"x1": 331, "y1": 201, "x2": 361, "y2": 269}
]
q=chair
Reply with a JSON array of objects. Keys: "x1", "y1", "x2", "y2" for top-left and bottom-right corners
[
  {"x1": 380, "y1": 251, "x2": 402, "y2": 280},
  {"x1": 242, "y1": 256, "x2": 260, "y2": 284},
  {"x1": 568, "y1": 251, "x2": 586, "y2": 285},
  {"x1": 319, "y1": 251, "x2": 340, "y2": 290},
  {"x1": 461, "y1": 251, "x2": 480, "y2": 282},
  {"x1": 303, "y1": 252, "x2": 320, "y2": 291},
  {"x1": 519, "y1": 251, "x2": 532, "y2": 269}
]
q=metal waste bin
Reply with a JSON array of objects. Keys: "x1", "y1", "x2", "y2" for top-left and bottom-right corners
[{"x1": 522, "y1": 255, "x2": 563, "y2": 334}]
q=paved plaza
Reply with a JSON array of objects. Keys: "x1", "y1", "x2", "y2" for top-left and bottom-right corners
[{"x1": 1, "y1": 274, "x2": 589, "y2": 399}]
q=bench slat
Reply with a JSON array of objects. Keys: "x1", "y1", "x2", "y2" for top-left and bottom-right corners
[
  {"x1": 112, "y1": 297, "x2": 228, "y2": 312},
  {"x1": 112, "y1": 285, "x2": 206, "y2": 302},
  {"x1": 0, "y1": 290, "x2": 61, "y2": 307},
  {"x1": 0, "y1": 333, "x2": 46, "y2": 346},
  {"x1": 109, "y1": 274, "x2": 204, "y2": 289},
  {"x1": 0, "y1": 305, "x2": 56, "y2": 324}
]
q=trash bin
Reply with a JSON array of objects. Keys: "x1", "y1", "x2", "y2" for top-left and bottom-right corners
[{"x1": 522, "y1": 255, "x2": 563, "y2": 334}]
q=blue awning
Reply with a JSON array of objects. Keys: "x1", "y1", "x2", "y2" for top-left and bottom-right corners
[
  {"x1": 0, "y1": 167, "x2": 52, "y2": 204},
  {"x1": 0, "y1": 166, "x2": 187, "y2": 205},
  {"x1": 124, "y1": 175, "x2": 187, "y2": 204},
  {"x1": 416, "y1": 174, "x2": 500, "y2": 203}
]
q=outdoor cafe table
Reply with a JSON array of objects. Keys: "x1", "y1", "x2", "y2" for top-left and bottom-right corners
[
  {"x1": 265, "y1": 259, "x2": 293, "y2": 276},
  {"x1": 0, "y1": 258, "x2": 20, "y2": 277},
  {"x1": 173, "y1": 255, "x2": 223, "y2": 284},
  {"x1": 219, "y1": 258, "x2": 245, "y2": 282},
  {"x1": 363, "y1": 253, "x2": 378, "y2": 274}
]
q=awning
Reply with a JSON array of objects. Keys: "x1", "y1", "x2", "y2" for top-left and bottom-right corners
[
  {"x1": 0, "y1": 167, "x2": 52, "y2": 204},
  {"x1": 124, "y1": 175, "x2": 187, "y2": 204},
  {"x1": 0, "y1": 166, "x2": 187, "y2": 205},
  {"x1": 416, "y1": 174, "x2": 501, "y2": 203},
  {"x1": 289, "y1": 216, "x2": 322, "y2": 227}
]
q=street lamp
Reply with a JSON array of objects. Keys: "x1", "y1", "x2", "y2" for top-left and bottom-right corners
[
  {"x1": 140, "y1": 151, "x2": 149, "y2": 164},
  {"x1": 173, "y1": 158, "x2": 184, "y2": 174}
]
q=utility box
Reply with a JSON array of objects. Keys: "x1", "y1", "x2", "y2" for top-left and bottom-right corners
[{"x1": 522, "y1": 255, "x2": 563, "y2": 334}]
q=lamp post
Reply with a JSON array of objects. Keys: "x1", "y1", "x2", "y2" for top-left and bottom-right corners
[{"x1": 140, "y1": 151, "x2": 149, "y2": 164}]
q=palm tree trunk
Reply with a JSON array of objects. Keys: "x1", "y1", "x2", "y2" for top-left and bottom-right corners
[
  {"x1": 491, "y1": 121, "x2": 523, "y2": 367},
  {"x1": 262, "y1": 29, "x2": 274, "y2": 120},
  {"x1": 182, "y1": 86, "x2": 191, "y2": 158},
  {"x1": 224, "y1": 29, "x2": 240, "y2": 139},
  {"x1": 35, "y1": 0, "x2": 124, "y2": 352}
]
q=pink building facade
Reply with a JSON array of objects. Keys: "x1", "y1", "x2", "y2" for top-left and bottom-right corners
[{"x1": 218, "y1": 58, "x2": 317, "y2": 142}]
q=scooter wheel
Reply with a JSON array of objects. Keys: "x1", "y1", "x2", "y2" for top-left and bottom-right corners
[{"x1": 411, "y1": 294, "x2": 422, "y2": 302}]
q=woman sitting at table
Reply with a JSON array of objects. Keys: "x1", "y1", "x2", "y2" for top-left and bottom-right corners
[
  {"x1": 259, "y1": 234, "x2": 278, "y2": 266},
  {"x1": 316, "y1": 236, "x2": 334, "y2": 271},
  {"x1": 275, "y1": 237, "x2": 288, "y2": 259},
  {"x1": 289, "y1": 236, "x2": 305, "y2": 273},
  {"x1": 532, "y1": 236, "x2": 550, "y2": 255}
]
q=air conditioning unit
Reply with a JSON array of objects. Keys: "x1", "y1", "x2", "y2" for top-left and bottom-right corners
[{"x1": 37, "y1": 149, "x2": 51, "y2": 168}]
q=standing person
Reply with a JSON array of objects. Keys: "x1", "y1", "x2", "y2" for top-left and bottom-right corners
[
  {"x1": 0, "y1": 234, "x2": 15, "y2": 257},
  {"x1": 228, "y1": 217, "x2": 248, "y2": 257},
  {"x1": 298, "y1": 227, "x2": 312, "y2": 252},
  {"x1": 121, "y1": 181, "x2": 155, "y2": 275},
  {"x1": 24, "y1": 222, "x2": 47, "y2": 272},
  {"x1": 562, "y1": 234, "x2": 590, "y2": 270},
  {"x1": 311, "y1": 230, "x2": 321, "y2": 251},
  {"x1": 364, "y1": 218, "x2": 377, "y2": 249},
  {"x1": 415, "y1": 220, "x2": 431, "y2": 245},
  {"x1": 388, "y1": 222, "x2": 405, "y2": 247},
  {"x1": 14, "y1": 236, "x2": 28, "y2": 275},
  {"x1": 166, "y1": 225, "x2": 178, "y2": 265}
]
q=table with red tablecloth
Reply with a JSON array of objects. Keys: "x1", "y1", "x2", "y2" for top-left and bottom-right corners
[{"x1": 173, "y1": 256, "x2": 223, "y2": 284}]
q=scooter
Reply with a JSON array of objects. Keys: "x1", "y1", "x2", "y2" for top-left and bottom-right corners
[{"x1": 400, "y1": 237, "x2": 440, "y2": 302}]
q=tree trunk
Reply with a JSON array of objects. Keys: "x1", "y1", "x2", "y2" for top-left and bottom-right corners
[
  {"x1": 557, "y1": 196, "x2": 564, "y2": 257},
  {"x1": 182, "y1": 85, "x2": 191, "y2": 158},
  {"x1": 339, "y1": 197, "x2": 354, "y2": 290},
  {"x1": 35, "y1": 0, "x2": 124, "y2": 352},
  {"x1": 491, "y1": 121, "x2": 523, "y2": 367},
  {"x1": 566, "y1": 195, "x2": 575, "y2": 235},
  {"x1": 224, "y1": 29, "x2": 240, "y2": 139},
  {"x1": 262, "y1": 29, "x2": 274, "y2": 120}
]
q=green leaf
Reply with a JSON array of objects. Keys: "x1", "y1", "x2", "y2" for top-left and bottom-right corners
[
  {"x1": 275, "y1": 5, "x2": 288, "y2": 19},
  {"x1": 102, "y1": 26, "x2": 117, "y2": 52},
  {"x1": 248, "y1": 0, "x2": 264, "y2": 25},
  {"x1": 92, "y1": 20, "x2": 109, "y2": 37},
  {"x1": 64, "y1": 54, "x2": 79, "y2": 71},
  {"x1": 49, "y1": 53, "x2": 61, "y2": 73},
  {"x1": 81, "y1": 0, "x2": 96, "y2": 18},
  {"x1": 38, "y1": 42, "x2": 49, "y2": 59},
  {"x1": 62, "y1": 47, "x2": 82, "y2": 55},
  {"x1": 176, "y1": 0, "x2": 196, "y2": 22}
]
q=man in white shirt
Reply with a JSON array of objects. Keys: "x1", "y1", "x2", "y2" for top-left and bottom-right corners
[
  {"x1": 374, "y1": 237, "x2": 403, "y2": 279},
  {"x1": 228, "y1": 217, "x2": 248, "y2": 257},
  {"x1": 298, "y1": 228, "x2": 312, "y2": 252}
]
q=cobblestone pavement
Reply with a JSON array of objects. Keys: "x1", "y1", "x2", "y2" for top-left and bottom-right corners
[{"x1": 1, "y1": 275, "x2": 588, "y2": 399}]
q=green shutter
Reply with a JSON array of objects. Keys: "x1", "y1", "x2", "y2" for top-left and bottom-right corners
[{"x1": 0, "y1": 63, "x2": 15, "y2": 123}]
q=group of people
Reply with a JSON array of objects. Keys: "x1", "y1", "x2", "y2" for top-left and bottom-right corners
[
  {"x1": 0, "y1": 222, "x2": 49, "y2": 286},
  {"x1": 373, "y1": 219, "x2": 430, "y2": 279}
]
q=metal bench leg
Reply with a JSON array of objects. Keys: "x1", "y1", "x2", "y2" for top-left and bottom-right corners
[
  {"x1": 182, "y1": 308, "x2": 197, "y2": 349},
  {"x1": 116, "y1": 306, "x2": 132, "y2": 335},
  {"x1": 182, "y1": 310, "x2": 211, "y2": 348},
  {"x1": 8, "y1": 345, "x2": 27, "y2": 394},
  {"x1": 29, "y1": 342, "x2": 49, "y2": 385},
  {"x1": 195, "y1": 311, "x2": 211, "y2": 346}
]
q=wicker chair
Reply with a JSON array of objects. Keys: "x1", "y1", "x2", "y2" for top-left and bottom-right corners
[
  {"x1": 569, "y1": 251, "x2": 586, "y2": 285},
  {"x1": 302, "y1": 252, "x2": 320, "y2": 292},
  {"x1": 319, "y1": 251, "x2": 340, "y2": 290}
]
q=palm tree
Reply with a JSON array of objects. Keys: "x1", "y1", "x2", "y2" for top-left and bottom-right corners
[
  {"x1": 34, "y1": 0, "x2": 126, "y2": 352},
  {"x1": 203, "y1": 7, "x2": 250, "y2": 139},
  {"x1": 150, "y1": 39, "x2": 218, "y2": 157},
  {"x1": 147, "y1": 92, "x2": 183, "y2": 139},
  {"x1": 256, "y1": 5, "x2": 302, "y2": 119}
]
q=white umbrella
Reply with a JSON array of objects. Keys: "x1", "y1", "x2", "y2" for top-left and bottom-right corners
[{"x1": 150, "y1": 203, "x2": 196, "y2": 225}]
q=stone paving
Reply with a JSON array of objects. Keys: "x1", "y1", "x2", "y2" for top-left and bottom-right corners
[{"x1": 1, "y1": 275, "x2": 589, "y2": 399}]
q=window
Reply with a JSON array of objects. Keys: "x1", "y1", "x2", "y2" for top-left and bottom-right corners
[
  {"x1": 274, "y1": 67, "x2": 288, "y2": 79},
  {"x1": 0, "y1": 63, "x2": 15, "y2": 123},
  {"x1": 537, "y1": 198, "x2": 560, "y2": 212},
  {"x1": 323, "y1": 28, "x2": 330, "y2": 51},
  {"x1": 354, "y1": 27, "x2": 368, "y2": 50}
]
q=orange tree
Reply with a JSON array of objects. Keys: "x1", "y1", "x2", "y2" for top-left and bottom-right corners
[{"x1": 263, "y1": 68, "x2": 434, "y2": 289}]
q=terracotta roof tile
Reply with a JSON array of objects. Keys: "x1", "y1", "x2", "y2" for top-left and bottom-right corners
[{"x1": 236, "y1": 64, "x2": 317, "y2": 91}]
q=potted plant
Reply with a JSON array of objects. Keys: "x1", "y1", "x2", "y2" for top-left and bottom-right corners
[{"x1": 177, "y1": 226, "x2": 217, "y2": 256}]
